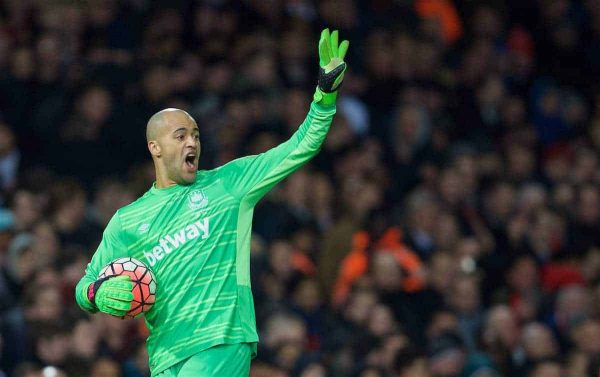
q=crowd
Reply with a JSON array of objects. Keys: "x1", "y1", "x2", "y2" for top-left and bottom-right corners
[{"x1": 0, "y1": 0, "x2": 600, "y2": 376}]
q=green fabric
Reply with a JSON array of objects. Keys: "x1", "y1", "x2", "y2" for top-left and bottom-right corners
[
  {"x1": 94, "y1": 275, "x2": 134, "y2": 317},
  {"x1": 75, "y1": 102, "x2": 336, "y2": 376},
  {"x1": 156, "y1": 343, "x2": 252, "y2": 377}
]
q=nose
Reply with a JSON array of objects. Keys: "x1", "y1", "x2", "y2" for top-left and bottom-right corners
[{"x1": 184, "y1": 135, "x2": 197, "y2": 148}]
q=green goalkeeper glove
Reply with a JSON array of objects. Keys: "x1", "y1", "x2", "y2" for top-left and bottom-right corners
[
  {"x1": 87, "y1": 275, "x2": 134, "y2": 317},
  {"x1": 314, "y1": 28, "x2": 350, "y2": 106}
]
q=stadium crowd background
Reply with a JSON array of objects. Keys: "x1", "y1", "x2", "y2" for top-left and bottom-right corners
[{"x1": 0, "y1": 0, "x2": 600, "y2": 376}]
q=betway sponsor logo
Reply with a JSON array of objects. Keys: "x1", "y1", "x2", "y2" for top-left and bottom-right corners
[{"x1": 143, "y1": 219, "x2": 210, "y2": 266}]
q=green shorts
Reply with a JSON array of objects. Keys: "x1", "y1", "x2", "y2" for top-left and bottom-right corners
[{"x1": 156, "y1": 343, "x2": 252, "y2": 377}]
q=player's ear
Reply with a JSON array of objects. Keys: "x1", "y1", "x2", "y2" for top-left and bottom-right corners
[{"x1": 148, "y1": 141, "x2": 161, "y2": 157}]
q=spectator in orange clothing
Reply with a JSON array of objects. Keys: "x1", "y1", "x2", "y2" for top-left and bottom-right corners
[
  {"x1": 333, "y1": 226, "x2": 426, "y2": 307},
  {"x1": 415, "y1": 0, "x2": 463, "y2": 44}
]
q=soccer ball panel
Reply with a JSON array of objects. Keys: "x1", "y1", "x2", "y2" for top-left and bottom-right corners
[
  {"x1": 139, "y1": 271, "x2": 152, "y2": 285},
  {"x1": 134, "y1": 266, "x2": 146, "y2": 280},
  {"x1": 112, "y1": 264, "x2": 124, "y2": 275},
  {"x1": 126, "y1": 304, "x2": 144, "y2": 319},
  {"x1": 122, "y1": 261, "x2": 137, "y2": 271},
  {"x1": 99, "y1": 265, "x2": 109, "y2": 278},
  {"x1": 141, "y1": 283, "x2": 150, "y2": 298}
]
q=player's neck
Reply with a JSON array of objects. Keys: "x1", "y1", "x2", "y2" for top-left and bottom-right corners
[
  {"x1": 155, "y1": 179, "x2": 178, "y2": 189},
  {"x1": 155, "y1": 170, "x2": 178, "y2": 189}
]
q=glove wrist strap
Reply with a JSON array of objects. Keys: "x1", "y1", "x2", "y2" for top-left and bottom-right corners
[
  {"x1": 87, "y1": 283, "x2": 97, "y2": 307},
  {"x1": 313, "y1": 87, "x2": 337, "y2": 106},
  {"x1": 87, "y1": 276, "x2": 112, "y2": 307}
]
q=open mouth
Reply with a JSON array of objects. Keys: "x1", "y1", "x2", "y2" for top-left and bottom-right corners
[{"x1": 184, "y1": 152, "x2": 197, "y2": 170}]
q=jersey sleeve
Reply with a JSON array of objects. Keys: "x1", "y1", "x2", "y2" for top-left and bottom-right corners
[
  {"x1": 74, "y1": 212, "x2": 128, "y2": 312},
  {"x1": 218, "y1": 101, "x2": 336, "y2": 205}
]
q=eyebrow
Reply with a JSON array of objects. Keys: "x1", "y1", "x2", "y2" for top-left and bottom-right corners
[
  {"x1": 173, "y1": 127, "x2": 186, "y2": 133},
  {"x1": 172, "y1": 127, "x2": 199, "y2": 134}
]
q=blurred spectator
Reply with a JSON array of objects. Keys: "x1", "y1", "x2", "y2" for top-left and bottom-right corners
[
  {"x1": 89, "y1": 358, "x2": 122, "y2": 377},
  {"x1": 123, "y1": 341, "x2": 149, "y2": 377},
  {"x1": 527, "y1": 359, "x2": 564, "y2": 377},
  {"x1": 447, "y1": 274, "x2": 483, "y2": 352},
  {"x1": 89, "y1": 178, "x2": 135, "y2": 229},
  {"x1": 0, "y1": 124, "x2": 19, "y2": 194},
  {"x1": 569, "y1": 318, "x2": 600, "y2": 357},
  {"x1": 520, "y1": 322, "x2": 559, "y2": 373},
  {"x1": 48, "y1": 179, "x2": 102, "y2": 248},
  {"x1": 0, "y1": 1, "x2": 598, "y2": 376},
  {"x1": 504, "y1": 255, "x2": 542, "y2": 323},
  {"x1": 393, "y1": 345, "x2": 430, "y2": 377},
  {"x1": 428, "y1": 330, "x2": 498, "y2": 377},
  {"x1": 549, "y1": 285, "x2": 592, "y2": 344},
  {"x1": 9, "y1": 189, "x2": 45, "y2": 232},
  {"x1": 480, "y1": 305, "x2": 520, "y2": 375},
  {"x1": 48, "y1": 85, "x2": 120, "y2": 184},
  {"x1": 11, "y1": 363, "x2": 39, "y2": 377},
  {"x1": 31, "y1": 322, "x2": 71, "y2": 369},
  {"x1": 70, "y1": 318, "x2": 100, "y2": 361}
]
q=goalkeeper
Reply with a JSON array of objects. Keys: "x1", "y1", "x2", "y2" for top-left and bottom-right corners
[{"x1": 75, "y1": 29, "x2": 349, "y2": 376}]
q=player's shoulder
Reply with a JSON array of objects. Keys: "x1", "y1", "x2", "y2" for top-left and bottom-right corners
[
  {"x1": 196, "y1": 165, "x2": 229, "y2": 181},
  {"x1": 207, "y1": 155, "x2": 256, "y2": 175},
  {"x1": 114, "y1": 191, "x2": 155, "y2": 221}
]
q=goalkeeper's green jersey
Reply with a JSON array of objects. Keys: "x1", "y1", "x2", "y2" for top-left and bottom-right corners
[{"x1": 75, "y1": 101, "x2": 336, "y2": 376}]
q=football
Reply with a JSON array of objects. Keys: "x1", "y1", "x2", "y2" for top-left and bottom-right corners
[{"x1": 99, "y1": 257, "x2": 157, "y2": 319}]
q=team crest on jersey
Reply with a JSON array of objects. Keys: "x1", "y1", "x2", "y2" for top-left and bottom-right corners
[{"x1": 188, "y1": 189, "x2": 208, "y2": 210}]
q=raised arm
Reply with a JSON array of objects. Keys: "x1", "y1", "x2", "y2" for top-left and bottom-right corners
[{"x1": 218, "y1": 28, "x2": 349, "y2": 205}]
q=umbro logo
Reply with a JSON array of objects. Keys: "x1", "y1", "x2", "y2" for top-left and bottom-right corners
[{"x1": 138, "y1": 223, "x2": 150, "y2": 234}]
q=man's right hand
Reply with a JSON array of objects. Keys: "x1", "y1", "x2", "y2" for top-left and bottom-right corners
[
  {"x1": 87, "y1": 275, "x2": 134, "y2": 317},
  {"x1": 318, "y1": 28, "x2": 349, "y2": 94},
  {"x1": 314, "y1": 28, "x2": 350, "y2": 105}
]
